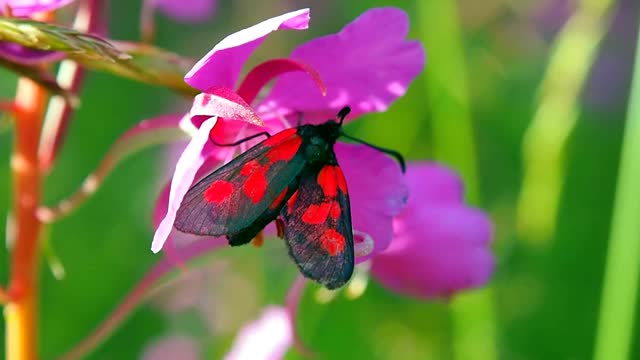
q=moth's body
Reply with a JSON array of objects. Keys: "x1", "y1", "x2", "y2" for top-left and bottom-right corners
[
  {"x1": 298, "y1": 121, "x2": 341, "y2": 166},
  {"x1": 174, "y1": 108, "x2": 404, "y2": 289},
  {"x1": 175, "y1": 116, "x2": 354, "y2": 289}
]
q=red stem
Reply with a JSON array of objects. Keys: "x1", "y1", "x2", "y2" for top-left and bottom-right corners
[{"x1": 5, "y1": 77, "x2": 48, "y2": 360}]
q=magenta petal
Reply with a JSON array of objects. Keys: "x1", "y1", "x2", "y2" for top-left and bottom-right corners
[
  {"x1": 372, "y1": 208, "x2": 494, "y2": 298},
  {"x1": 153, "y1": 183, "x2": 170, "y2": 229},
  {"x1": 261, "y1": 7, "x2": 425, "y2": 122},
  {"x1": 404, "y1": 163, "x2": 465, "y2": 207},
  {"x1": 151, "y1": 117, "x2": 217, "y2": 253},
  {"x1": 1, "y1": 0, "x2": 76, "y2": 16},
  {"x1": 148, "y1": 0, "x2": 216, "y2": 23},
  {"x1": 225, "y1": 306, "x2": 292, "y2": 360},
  {"x1": 190, "y1": 86, "x2": 264, "y2": 127},
  {"x1": 184, "y1": 8, "x2": 310, "y2": 91},
  {"x1": 237, "y1": 58, "x2": 327, "y2": 105},
  {"x1": 370, "y1": 163, "x2": 495, "y2": 299},
  {"x1": 335, "y1": 143, "x2": 408, "y2": 258}
]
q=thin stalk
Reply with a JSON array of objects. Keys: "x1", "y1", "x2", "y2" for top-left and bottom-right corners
[
  {"x1": 594, "y1": 9, "x2": 640, "y2": 360},
  {"x1": 417, "y1": 0, "x2": 478, "y2": 202},
  {"x1": 416, "y1": 2, "x2": 495, "y2": 360},
  {"x1": 516, "y1": 0, "x2": 615, "y2": 243}
]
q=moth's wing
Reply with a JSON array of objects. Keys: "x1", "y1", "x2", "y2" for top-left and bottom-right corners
[
  {"x1": 175, "y1": 128, "x2": 306, "y2": 236},
  {"x1": 226, "y1": 179, "x2": 299, "y2": 246},
  {"x1": 280, "y1": 162, "x2": 354, "y2": 289}
]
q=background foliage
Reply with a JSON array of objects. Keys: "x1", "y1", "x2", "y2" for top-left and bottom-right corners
[{"x1": 1, "y1": 0, "x2": 638, "y2": 358}]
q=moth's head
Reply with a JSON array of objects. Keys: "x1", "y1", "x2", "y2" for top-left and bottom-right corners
[{"x1": 308, "y1": 106, "x2": 352, "y2": 146}]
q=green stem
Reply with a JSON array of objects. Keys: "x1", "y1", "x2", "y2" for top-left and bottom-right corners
[
  {"x1": 594, "y1": 12, "x2": 640, "y2": 360},
  {"x1": 416, "y1": 2, "x2": 494, "y2": 360},
  {"x1": 516, "y1": 1, "x2": 614, "y2": 243},
  {"x1": 417, "y1": 0, "x2": 478, "y2": 202}
]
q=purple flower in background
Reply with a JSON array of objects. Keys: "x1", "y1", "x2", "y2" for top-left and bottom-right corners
[
  {"x1": 145, "y1": 0, "x2": 216, "y2": 22},
  {"x1": 371, "y1": 163, "x2": 495, "y2": 298},
  {"x1": 152, "y1": 7, "x2": 425, "y2": 260},
  {"x1": 0, "y1": 0, "x2": 75, "y2": 64}
]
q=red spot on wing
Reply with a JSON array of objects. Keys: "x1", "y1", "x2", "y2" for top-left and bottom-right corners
[
  {"x1": 287, "y1": 190, "x2": 299, "y2": 215},
  {"x1": 270, "y1": 187, "x2": 289, "y2": 209},
  {"x1": 302, "y1": 202, "x2": 332, "y2": 224},
  {"x1": 335, "y1": 167, "x2": 348, "y2": 193},
  {"x1": 329, "y1": 200, "x2": 341, "y2": 220},
  {"x1": 266, "y1": 135, "x2": 302, "y2": 163},
  {"x1": 317, "y1": 166, "x2": 338, "y2": 197},
  {"x1": 240, "y1": 159, "x2": 262, "y2": 176},
  {"x1": 263, "y1": 128, "x2": 297, "y2": 146},
  {"x1": 243, "y1": 168, "x2": 268, "y2": 204},
  {"x1": 204, "y1": 180, "x2": 234, "y2": 204},
  {"x1": 320, "y1": 229, "x2": 346, "y2": 256}
]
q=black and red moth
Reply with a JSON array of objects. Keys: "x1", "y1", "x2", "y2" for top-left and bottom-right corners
[{"x1": 174, "y1": 107, "x2": 404, "y2": 289}]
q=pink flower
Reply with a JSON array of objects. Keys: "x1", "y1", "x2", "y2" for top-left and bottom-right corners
[
  {"x1": 152, "y1": 7, "x2": 425, "y2": 261},
  {"x1": 259, "y1": 7, "x2": 425, "y2": 122},
  {"x1": 224, "y1": 307, "x2": 293, "y2": 360},
  {"x1": 370, "y1": 163, "x2": 495, "y2": 298}
]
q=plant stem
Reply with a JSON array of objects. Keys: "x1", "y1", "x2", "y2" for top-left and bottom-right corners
[
  {"x1": 516, "y1": 0, "x2": 614, "y2": 244},
  {"x1": 5, "y1": 77, "x2": 47, "y2": 360},
  {"x1": 594, "y1": 8, "x2": 640, "y2": 360},
  {"x1": 417, "y1": 2, "x2": 496, "y2": 360},
  {"x1": 417, "y1": 0, "x2": 478, "y2": 202}
]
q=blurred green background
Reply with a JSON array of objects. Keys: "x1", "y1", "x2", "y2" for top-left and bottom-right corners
[{"x1": 1, "y1": 0, "x2": 639, "y2": 358}]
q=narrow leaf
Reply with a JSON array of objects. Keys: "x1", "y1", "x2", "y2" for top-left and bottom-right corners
[
  {"x1": 0, "y1": 18, "x2": 198, "y2": 96},
  {"x1": 0, "y1": 17, "x2": 129, "y2": 62}
]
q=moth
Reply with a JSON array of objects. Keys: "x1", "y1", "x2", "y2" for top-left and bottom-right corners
[{"x1": 175, "y1": 107, "x2": 404, "y2": 289}]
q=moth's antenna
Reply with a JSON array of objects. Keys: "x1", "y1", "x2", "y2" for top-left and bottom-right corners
[
  {"x1": 337, "y1": 107, "x2": 351, "y2": 125},
  {"x1": 340, "y1": 133, "x2": 406, "y2": 172},
  {"x1": 209, "y1": 131, "x2": 271, "y2": 147}
]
